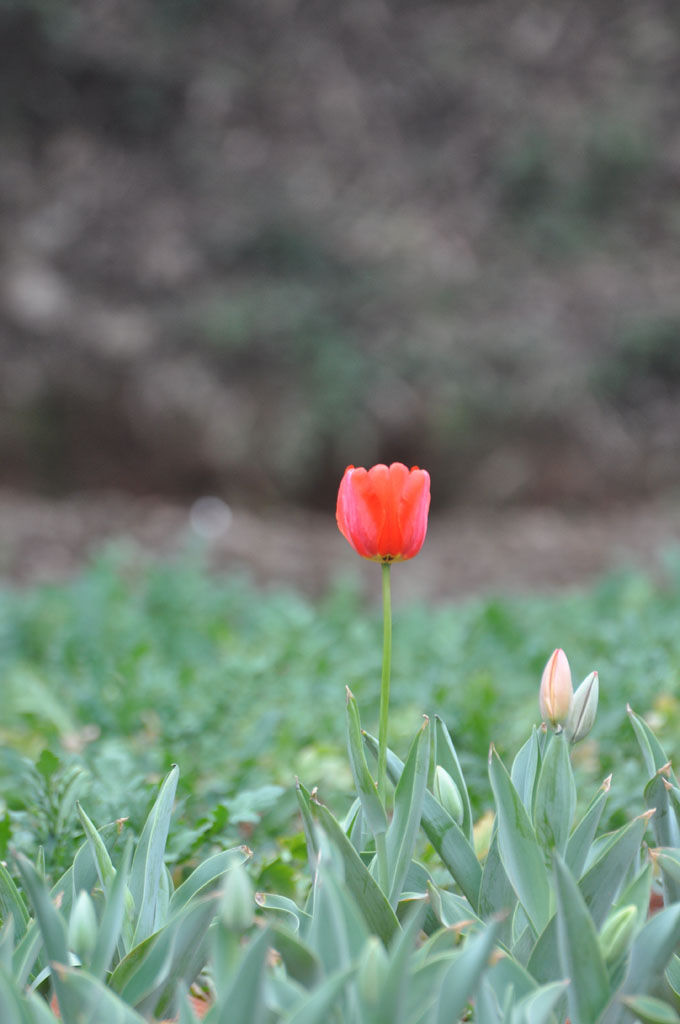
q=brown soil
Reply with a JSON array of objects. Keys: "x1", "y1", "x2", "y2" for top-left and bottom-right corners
[{"x1": 2, "y1": 489, "x2": 679, "y2": 601}]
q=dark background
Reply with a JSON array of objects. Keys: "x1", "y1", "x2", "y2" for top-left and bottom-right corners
[{"x1": 1, "y1": 0, "x2": 680, "y2": 524}]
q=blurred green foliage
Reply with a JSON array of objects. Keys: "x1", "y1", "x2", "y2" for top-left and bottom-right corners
[{"x1": 2, "y1": 546, "x2": 680, "y2": 879}]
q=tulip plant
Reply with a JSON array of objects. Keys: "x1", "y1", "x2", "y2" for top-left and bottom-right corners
[{"x1": 2, "y1": 462, "x2": 680, "y2": 1022}]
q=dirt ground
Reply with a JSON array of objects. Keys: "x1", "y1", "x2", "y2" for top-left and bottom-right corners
[{"x1": 2, "y1": 489, "x2": 679, "y2": 602}]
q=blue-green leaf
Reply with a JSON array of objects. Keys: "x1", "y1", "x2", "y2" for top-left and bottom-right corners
[{"x1": 489, "y1": 746, "x2": 551, "y2": 935}]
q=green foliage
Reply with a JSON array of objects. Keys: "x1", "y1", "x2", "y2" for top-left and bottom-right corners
[
  {"x1": 4, "y1": 547, "x2": 680, "y2": 872},
  {"x1": 3, "y1": 553, "x2": 680, "y2": 1018}
]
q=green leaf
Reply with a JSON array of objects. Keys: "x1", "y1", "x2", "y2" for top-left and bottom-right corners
[
  {"x1": 426, "y1": 882, "x2": 482, "y2": 930},
  {"x1": 488, "y1": 745, "x2": 551, "y2": 935},
  {"x1": 129, "y1": 764, "x2": 179, "y2": 946},
  {"x1": 50, "y1": 965, "x2": 149, "y2": 1023},
  {"x1": 478, "y1": 831, "x2": 516, "y2": 949},
  {"x1": 312, "y1": 801, "x2": 399, "y2": 946},
  {"x1": 364, "y1": 731, "x2": 482, "y2": 908},
  {"x1": 628, "y1": 706, "x2": 678, "y2": 785},
  {"x1": 512, "y1": 980, "x2": 569, "y2": 1024},
  {"x1": 533, "y1": 731, "x2": 576, "y2": 855},
  {"x1": 346, "y1": 689, "x2": 387, "y2": 838},
  {"x1": 376, "y1": 906, "x2": 427, "y2": 1024},
  {"x1": 90, "y1": 838, "x2": 133, "y2": 980},
  {"x1": 269, "y1": 923, "x2": 321, "y2": 989},
  {"x1": 435, "y1": 921, "x2": 500, "y2": 1024},
  {"x1": 109, "y1": 893, "x2": 219, "y2": 1017},
  {"x1": 528, "y1": 811, "x2": 650, "y2": 985},
  {"x1": 256, "y1": 893, "x2": 311, "y2": 933},
  {"x1": 645, "y1": 775, "x2": 680, "y2": 901},
  {"x1": 0, "y1": 862, "x2": 29, "y2": 940},
  {"x1": 295, "y1": 780, "x2": 319, "y2": 873},
  {"x1": 621, "y1": 903, "x2": 680, "y2": 1000},
  {"x1": 13, "y1": 823, "x2": 118, "y2": 988},
  {"x1": 209, "y1": 926, "x2": 271, "y2": 1024},
  {"x1": 386, "y1": 718, "x2": 430, "y2": 907},
  {"x1": 579, "y1": 812, "x2": 651, "y2": 928},
  {"x1": 170, "y1": 846, "x2": 250, "y2": 914},
  {"x1": 434, "y1": 716, "x2": 473, "y2": 841},
  {"x1": 665, "y1": 954, "x2": 680, "y2": 1000},
  {"x1": 510, "y1": 727, "x2": 541, "y2": 817},
  {"x1": 553, "y1": 855, "x2": 610, "y2": 1024},
  {"x1": 0, "y1": 963, "x2": 27, "y2": 1024},
  {"x1": 284, "y1": 966, "x2": 353, "y2": 1024},
  {"x1": 565, "y1": 775, "x2": 610, "y2": 878},
  {"x1": 621, "y1": 995, "x2": 680, "y2": 1024},
  {"x1": 14, "y1": 851, "x2": 78, "y2": 1024},
  {"x1": 77, "y1": 802, "x2": 117, "y2": 888}
]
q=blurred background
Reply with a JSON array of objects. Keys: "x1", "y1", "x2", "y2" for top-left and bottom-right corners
[{"x1": 1, "y1": 0, "x2": 680, "y2": 594}]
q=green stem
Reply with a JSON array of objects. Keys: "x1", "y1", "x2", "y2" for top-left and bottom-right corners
[{"x1": 378, "y1": 561, "x2": 392, "y2": 804}]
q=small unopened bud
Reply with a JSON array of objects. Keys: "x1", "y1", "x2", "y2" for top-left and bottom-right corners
[
  {"x1": 434, "y1": 766, "x2": 464, "y2": 825},
  {"x1": 68, "y1": 889, "x2": 97, "y2": 962},
  {"x1": 599, "y1": 905, "x2": 637, "y2": 963},
  {"x1": 357, "y1": 936, "x2": 389, "y2": 1005},
  {"x1": 539, "y1": 649, "x2": 573, "y2": 729},
  {"x1": 565, "y1": 671, "x2": 599, "y2": 744},
  {"x1": 220, "y1": 862, "x2": 254, "y2": 932}
]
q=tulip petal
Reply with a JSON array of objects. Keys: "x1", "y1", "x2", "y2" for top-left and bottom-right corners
[{"x1": 398, "y1": 468, "x2": 431, "y2": 559}]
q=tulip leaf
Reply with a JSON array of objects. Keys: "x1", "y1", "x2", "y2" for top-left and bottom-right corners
[
  {"x1": 129, "y1": 764, "x2": 179, "y2": 947},
  {"x1": 13, "y1": 822, "x2": 118, "y2": 987},
  {"x1": 553, "y1": 854, "x2": 611, "y2": 1024},
  {"x1": 376, "y1": 905, "x2": 427, "y2": 1024},
  {"x1": 0, "y1": 963, "x2": 32, "y2": 1024},
  {"x1": 110, "y1": 893, "x2": 219, "y2": 1017},
  {"x1": 488, "y1": 745, "x2": 551, "y2": 936},
  {"x1": 621, "y1": 995, "x2": 680, "y2": 1024},
  {"x1": 478, "y1": 830, "x2": 516, "y2": 949},
  {"x1": 0, "y1": 862, "x2": 29, "y2": 941},
  {"x1": 345, "y1": 689, "x2": 387, "y2": 838},
  {"x1": 512, "y1": 980, "x2": 569, "y2": 1024},
  {"x1": 49, "y1": 965, "x2": 149, "y2": 1023},
  {"x1": 77, "y1": 801, "x2": 117, "y2": 889},
  {"x1": 652, "y1": 850, "x2": 680, "y2": 908},
  {"x1": 284, "y1": 966, "x2": 354, "y2": 1024},
  {"x1": 434, "y1": 716, "x2": 473, "y2": 841},
  {"x1": 170, "y1": 846, "x2": 251, "y2": 914},
  {"x1": 312, "y1": 800, "x2": 399, "y2": 945},
  {"x1": 533, "y1": 731, "x2": 575, "y2": 856},
  {"x1": 621, "y1": 903, "x2": 680, "y2": 1000},
  {"x1": 14, "y1": 851, "x2": 79, "y2": 1024},
  {"x1": 386, "y1": 718, "x2": 430, "y2": 907},
  {"x1": 510, "y1": 727, "x2": 541, "y2": 817},
  {"x1": 210, "y1": 925, "x2": 271, "y2": 1024},
  {"x1": 295, "y1": 780, "x2": 319, "y2": 873},
  {"x1": 565, "y1": 776, "x2": 610, "y2": 878},
  {"x1": 528, "y1": 811, "x2": 650, "y2": 984},
  {"x1": 628, "y1": 706, "x2": 678, "y2": 785},
  {"x1": 363, "y1": 731, "x2": 482, "y2": 908},
  {"x1": 645, "y1": 775, "x2": 680, "y2": 903},
  {"x1": 269, "y1": 923, "x2": 322, "y2": 989},
  {"x1": 434, "y1": 920, "x2": 499, "y2": 1024},
  {"x1": 90, "y1": 838, "x2": 133, "y2": 980}
]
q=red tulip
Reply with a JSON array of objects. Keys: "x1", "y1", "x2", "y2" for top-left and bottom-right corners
[{"x1": 336, "y1": 462, "x2": 431, "y2": 562}]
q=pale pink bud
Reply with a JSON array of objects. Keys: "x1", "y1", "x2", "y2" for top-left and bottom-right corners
[{"x1": 539, "y1": 648, "x2": 573, "y2": 728}]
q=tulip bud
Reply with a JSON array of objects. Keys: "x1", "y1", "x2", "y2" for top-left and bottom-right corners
[
  {"x1": 220, "y1": 862, "x2": 254, "y2": 932},
  {"x1": 539, "y1": 649, "x2": 573, "y2": 729},
  {"x1": 598, "y1": 904, "x2": 637, "y2": 963},
  {"x1": 565, "y1": 670, "x2": 599, "y2": 744},
  {"x1": 434, "y1": 765, "x2": 464, "y2": 825},
  {"x1": 68, "y1": 889, "x2": 97, "y2": 962},
  {"x1": 357, "y1": 936, "x2": 389, "y2": 1005}
]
